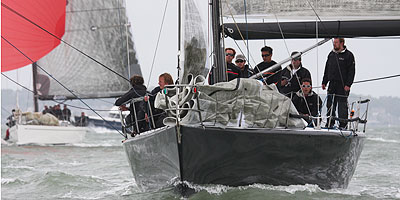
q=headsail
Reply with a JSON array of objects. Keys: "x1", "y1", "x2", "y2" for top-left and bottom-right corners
[
  {"x1": 179, "y1": 0, "x2": 208, "y2": 84},
  {"x1": 1, "y1": 0, "x2": 66, "y2": 72},
  {"x1": 35, "y1": 0, "x2": 140, "y2": 100}
]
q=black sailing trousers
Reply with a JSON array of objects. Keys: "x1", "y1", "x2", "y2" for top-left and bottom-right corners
[{"x1": 326, "y1": 81, "x2": 349, "y2": 128}]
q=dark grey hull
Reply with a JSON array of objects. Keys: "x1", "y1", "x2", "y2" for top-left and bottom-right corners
[{"x1": 123, "y1": 125, "x2": 365, "y2": 192}]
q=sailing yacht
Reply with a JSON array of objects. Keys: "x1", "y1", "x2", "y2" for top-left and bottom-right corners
[
  {"x1": 120, "y1": 0, "x2": 400, "y2": 194},
  {"x1": 2, "y1": 0, "x2": 140, "y2": 144}
]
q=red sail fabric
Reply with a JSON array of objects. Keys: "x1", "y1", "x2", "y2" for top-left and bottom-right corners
[{"x1": 1, "y1": 0, "x2": 66, "y2": 72}]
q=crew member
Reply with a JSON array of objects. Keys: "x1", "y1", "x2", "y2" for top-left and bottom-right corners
[{"x1": 322, "y1": 38, "x2": 355, "y2": 129}]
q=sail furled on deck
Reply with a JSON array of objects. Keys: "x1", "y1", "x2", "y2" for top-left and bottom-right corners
[
  {"x1": 1, "y1": 0, "x2": 66, "y2": 72},
  {"x1": 35, "y1": 0, "x2": 141, "y2": 100},
  {"x1": 179, "y1": 0, "x2": 208, "y2": 84},
  {"x1": 221, "y1": 0, "x2": 400, "y2": 39}
]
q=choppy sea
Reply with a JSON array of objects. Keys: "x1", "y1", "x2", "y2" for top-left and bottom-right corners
[{"x1": 2, "y1": 126, "x2": 400, "y2": 200}]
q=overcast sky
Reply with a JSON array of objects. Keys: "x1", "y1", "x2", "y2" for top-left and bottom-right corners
[{"x1": 2, "y1": 0, "x2": 400, "y2": 99}]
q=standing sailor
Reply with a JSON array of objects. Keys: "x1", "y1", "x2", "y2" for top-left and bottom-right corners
[{"x1": 322, "y1": 38, "x2": 355, "y2": 129}]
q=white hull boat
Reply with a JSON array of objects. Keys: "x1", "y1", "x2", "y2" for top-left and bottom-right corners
[{"x1": 9, "y1": 124, "x2": 88, "y2": 145}]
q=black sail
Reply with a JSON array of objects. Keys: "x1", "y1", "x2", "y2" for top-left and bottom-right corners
[
  {"x1": 221, "y1": 0, "x2": 400, "y2": 40},
  {"x1": 225, "y1": 20, "x2": 400, "y2": 40}
]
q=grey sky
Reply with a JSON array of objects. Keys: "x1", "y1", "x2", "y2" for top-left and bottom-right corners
[{"x1": 2, "y1": 0, "x2": 400, "y2": 98}]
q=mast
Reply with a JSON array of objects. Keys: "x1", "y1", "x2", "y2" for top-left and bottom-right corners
[
  {"x1": 177, "y1": 0, "x2": 182, "y2": 84},
  {"x1": 211, "y1": 0, "x2": 226, "y2": 83},
  {"x1": 32, "y1": 62, "x2": 39, "y2": 112}
]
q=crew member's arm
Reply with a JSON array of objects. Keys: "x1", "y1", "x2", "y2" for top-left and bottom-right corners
[{"x1": 345, "y1": 53, "x2": 356, "y2": 91}]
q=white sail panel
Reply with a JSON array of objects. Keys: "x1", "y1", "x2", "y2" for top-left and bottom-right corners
[
  {"x1": 180, "y1": 0, "x2": 209, "y2": 84},
  {"x1": 36, "y1": 0, "x2": 140, "y2": 99}
]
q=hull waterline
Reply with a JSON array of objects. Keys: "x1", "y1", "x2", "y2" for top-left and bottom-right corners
[{"x1": 123, "y1": 125, "x2": 365, "y2": 192}]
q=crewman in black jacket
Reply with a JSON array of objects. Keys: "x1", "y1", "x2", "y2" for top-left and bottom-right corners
[
  {"x1": 254, "y1": 46, "x2": 281, "y2": 90},
  {"x1": 280, "y1": 51, "x2": 311, "y2": 96},
  {"x1": 208, "y1": 48, "x2": 242, "y2": 84},
  {"x1": 235, "y1": 54, "x2": 254, "y2": 78},
  {"x1": 115, "y1": 75, "x2": 148, "y2": 135},
  {"x1": 292, "y1": 78, "x2": 322, "y2": 126},
  {"x1": 322, "y1": 38, "x2": 355, "y2": 129}
]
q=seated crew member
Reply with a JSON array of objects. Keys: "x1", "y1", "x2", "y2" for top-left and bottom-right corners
[
  {"x1": 4, "y1": 109, "x2": 16, "y2": 140},
  {"x1": 149, "y1": 73, "x2": 174, "y2": 128},
  {"x1": 115, "y1": 75, "x2": 148, "y2": 135},
  {"x1": 235, "y1": 54, "x2": 254, "y2": 78},
  {"x1": 208, "y1": 48, "x2": 242, "y2": 84},
  {"x1": 280, "y1": 51, "x2": 311, "y2": 97},
  {"x1": 292, "y1": 78, "x2": 322, "y2": 126},
  {"x1": 76, "y1": 112, "x2": 88, "y2": 127}
]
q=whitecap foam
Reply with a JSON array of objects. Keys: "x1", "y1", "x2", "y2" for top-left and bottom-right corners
[
  {"x1": 66, "y1": 142, "x2": 121, "y2": 148},
  {"x1": 88, "y1": 126, "x2": 119, "y2": 134},
  {"x1": 1, "y1": 178, "x2": 24, "y2": 185},
  {"x1": 367, "y1": 137, "x2": 400, "y2": 143},
  {"x1": 244, "y1": 183, "x2": 321, "y2": 194},
  {"x1": 2, "y1": 165, "x2": 35, "y2": 170}
]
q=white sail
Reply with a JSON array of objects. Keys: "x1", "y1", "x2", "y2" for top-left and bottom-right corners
[
  {"x1": 35, "y1": 0, "x2": 140, "y2": 100},
  {"x1": 179, "y1": 0, "x2": 209, "y2": 84}
]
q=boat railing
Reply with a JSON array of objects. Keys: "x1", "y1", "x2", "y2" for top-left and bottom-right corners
[
  {"x1": 288, "y1": 93, "x2": 370, "y2": 132},
  {"x1": 119, "y1": 95, "x2": 159, "y2": 137}
]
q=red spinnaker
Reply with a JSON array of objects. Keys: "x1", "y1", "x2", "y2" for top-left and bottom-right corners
[{"x1": 1, "y1": 0, "x2": 66, "y2": 72}]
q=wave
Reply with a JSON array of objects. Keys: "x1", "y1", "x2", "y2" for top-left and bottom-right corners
[
  {"x1": 88, "y1": 126, "x2": 119, "y2": 134},
  {"x1": 1, "y1": 178, "x2": 26, "y2": 185},
  {"x1": 67, "y1": 143, "x2": 121, "y2": 148},
  {"x1": 176, "y1": 181, "x2": 321, "y2": 196},
  {"x1": 2, "y1": 165, "x2": 35, "y2": 170},
  {"x1": 367, "y1": 137, "x2": 400, "y2": 143}
]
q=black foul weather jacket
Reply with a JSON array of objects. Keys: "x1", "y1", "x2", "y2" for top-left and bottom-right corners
[
  {"x1": 322, "y1": 47, "x2": 355, "y2": 88},
  {"x1": 280, "y1": 64, "x2": 311, "y2": 96}
]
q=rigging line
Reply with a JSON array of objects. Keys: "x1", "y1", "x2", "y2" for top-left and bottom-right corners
[
  {"x1": 354, "y1": 74, "x2": 400, "y2": 84},
  {"x1": 2, "y1": 106, "x2": 12, "y2": 115},
  {"x1": 1, "y1": 73, "x2": 34, "y2": 93},
  {"x1": 2, "y1": 73, "x2": 114, "y2": 112},
  {"x1": 305, "y1": 0, "x2": 334, "y2": 38},
  {"x1": 313, "y1": 74, "x2": 400, "y2": 88},
  {"x1": 244, "y1": 0, "x2": 249, "y2": 64},
  {"x1": 223, "y1": 0, "x2": 257, "y2": 66},
  {"x1": 1, "y1": 36, "x2": 126, "y2": 138},
  {"x1": 268, "y1": 0, "x2": 290, "y2": 56},
  {"x1": 146, "y1": 0, "x2": 169, "y2": 87},
  {"x1": 1, "y1": 3, "x2": 129, "y2": 83},
  {"x1": 66, "y1": 7, "x2": 124, "y2": 13}
]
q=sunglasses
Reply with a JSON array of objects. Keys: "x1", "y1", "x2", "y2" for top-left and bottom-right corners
[
  {"x1": 302, "y1": 85, "x2": 312, "y2": 88},
  {"x1": 262, "y1": 54, "x2": 270, "y2": 57},
  {"x1": 226, "y1": 53, "x2": 234, "y2": 57},
  {"x1": 235, "y1": 60, "x2": 244, "y2": 63}
]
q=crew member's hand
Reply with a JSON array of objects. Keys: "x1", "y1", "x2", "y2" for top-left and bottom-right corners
[
  {"x1": 344, "y1": 86, "x2": 351, "y2": 92},
  {"x1": 281, "y1": 79, "x2": 288, "y2": 87},
  {"x1": 322, "y1": 84, "x2": 326, "y2": 90},
  {"x1": 119, "y1": 105, "x2": 128, "y2": 111},
  {"x1": 145, "y1": 113, "x2": 149, "y2": 122}
]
